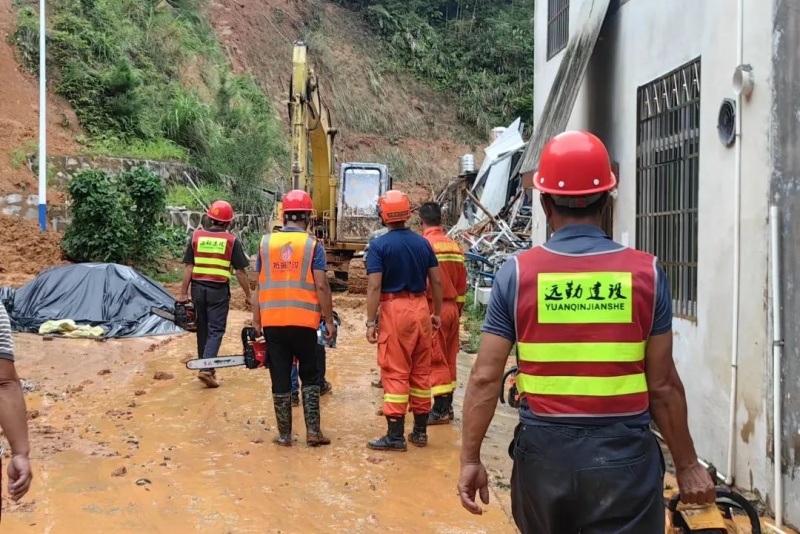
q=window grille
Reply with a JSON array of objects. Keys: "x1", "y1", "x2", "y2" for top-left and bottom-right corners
[
  {"x1": 547, "y1": 0, "x2": 569, "y2": 60},
  {"x1": 635, "y1": 58, "x2": 701, "y2": 320}
]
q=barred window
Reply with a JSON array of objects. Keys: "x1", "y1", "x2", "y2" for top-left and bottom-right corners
[
  {"x1": 635, "y1": 58, "x2": 701, "y2": 320},
  {"x1": 547, "y1": 0, "x2": 569, "y2": 60}
]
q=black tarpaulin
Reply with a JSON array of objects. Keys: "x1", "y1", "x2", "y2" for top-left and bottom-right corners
[{"x1": 2, "y1": 263, "x2": 183, "y2": 338}]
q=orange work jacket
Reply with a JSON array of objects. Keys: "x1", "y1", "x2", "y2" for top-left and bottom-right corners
[
  {"x1": 257, "y1": 231, "x2": 321, "y2": 329},
  {"x1": 422, "y1": 227, "x2": 467, "y2": 307}
]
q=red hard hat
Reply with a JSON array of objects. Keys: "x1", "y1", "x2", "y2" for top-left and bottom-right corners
[
  {"x1": 207, "y1": 200, "x2": 234, "y2": 222},
  {"x1": 533, "y1": 131, "x2": 617, "y2": 197},
  {"x1": 283, "y1": 189, "x2": 313, "y2": 212},
  {"x1": 378, "y1": 190, "x2": 411, "y2": 224}
]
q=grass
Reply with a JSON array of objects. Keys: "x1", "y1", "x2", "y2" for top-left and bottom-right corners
[
  {"x1": 8, "y1": 141, "x2": 37, "y2": 170},
  {"x1": 463, "y1": 291, "x2": 487, "y2": 354},
  {"x1": 165, "y1": 184, "x2": 231, "y2": 210}
]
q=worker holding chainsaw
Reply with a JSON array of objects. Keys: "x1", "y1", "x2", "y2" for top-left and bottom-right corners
[
  {"x1": 418, "y1": 202, "x2": 467, "y2": 425},
  {"x1": 251, "y1": 189, "x2": 336, "y2": 447},
  {"x1": 179, "y1": 200, "x2": 252, "y2": 389},
  {"x1": 457, "y1": 131, "x2": 715, "y2": 533},
  {"x1": 365, "y1": 190, "x2": 443, "y2": 451}
]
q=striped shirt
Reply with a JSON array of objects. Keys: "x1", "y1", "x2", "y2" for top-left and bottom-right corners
[{"x1": 0, "y1": 303, "x2": 14, "y2": 362}]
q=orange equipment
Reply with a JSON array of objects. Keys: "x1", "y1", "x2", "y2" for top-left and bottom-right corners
[
  {"x1": 378, "y1": 190, "x2": 412, "y2": 224},
  {"x1": 207, "y1": 200, "x2": 235, "y2": 222},
  {"x1": 257, "y1": 231, "x2": 321, "y2": 330},
  {"x1": 533, "y1": 131, "x2": 617, "y2": 198},
  {"x1": 377, "y1": 292, "x2": 432, "y2": 417}
]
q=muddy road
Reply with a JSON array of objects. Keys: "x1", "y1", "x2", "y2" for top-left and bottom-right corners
[{"x1": 1, "y1": 297, "x2": 517, "y2": 533}]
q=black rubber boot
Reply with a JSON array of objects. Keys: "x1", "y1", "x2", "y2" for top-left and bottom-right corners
[
  {"x1": 408, "y1": 413, "x2": 428, "y2": 447},
  {"x1": 272, "y1": 393, "x2": 293, "y2": 446},
  {"x1": 428, "y1": 395, "x2": 450, "y2": 426},
  {"x1": 367, "y1": 416, "x2": 407, "y2": 451},
  {"x1": 291, "y1": 392, "x2": 300, "y2": 407},
  {"x1": 447, "y1": 393, "x2": 455, "y2": 421},
  {"x1": 302, "y1": 385, "x2": 331, "y2": 447},
  {"x1": 319, "y1": 381, "x2": 332, "y2": 396}
]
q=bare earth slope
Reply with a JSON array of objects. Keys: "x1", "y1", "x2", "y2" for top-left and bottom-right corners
[
  {"x1": 209, "y1": 0, "x2": 482, "y2": 197},
  {"x1": 0, "y1": 0, "x2": 80, "y2": 195}
]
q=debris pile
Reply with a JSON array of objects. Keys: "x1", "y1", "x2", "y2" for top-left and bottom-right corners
[{"x1": 438, "y1": 118, "x2": 534, "y2": 276}]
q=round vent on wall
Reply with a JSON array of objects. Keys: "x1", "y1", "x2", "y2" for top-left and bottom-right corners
[{"x1": 718, "y1": 98, "x2": 737, "y2": 147}]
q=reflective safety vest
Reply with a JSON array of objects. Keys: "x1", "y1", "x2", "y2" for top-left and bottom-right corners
[
  {"x1": 422, "y1": 227, "x2": 467, "y2": 304},
  {"x1": 258, "y1": 231, "x2": 321, "y2": 329},
  {"x1": 191, "y1": 228, "x2": 235, "y2": 283},
  {"x1": 515, "y1": 245, "x2": 657, "y2": 418}
]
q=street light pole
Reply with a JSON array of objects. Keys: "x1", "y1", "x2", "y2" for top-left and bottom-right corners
[{"x1": 37, "y1": 0, "x2": 47, "y2": 231}]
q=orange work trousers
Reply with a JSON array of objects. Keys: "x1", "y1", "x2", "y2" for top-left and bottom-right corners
[
  {"x1": 377, "y1": 292, "x2": 433, "y2": 417},
  {"x1": 430, "y1": 299, "x2": 460, "y2": 397}
]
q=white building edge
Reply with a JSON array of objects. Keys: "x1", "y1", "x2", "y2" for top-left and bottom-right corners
[{"x1": 525, "y1": 0, "x2": 800, "y2": 527}]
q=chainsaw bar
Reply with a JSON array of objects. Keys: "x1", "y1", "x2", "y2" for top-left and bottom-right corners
[
  {"x1": 150, "y1": 307, "x2": 176, "y2": 322},
  {"x1": 186, "y1": 356, "x2": 246, "y2": 370}
]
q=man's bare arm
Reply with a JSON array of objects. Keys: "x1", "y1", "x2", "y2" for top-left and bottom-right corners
[
  {"x1": 427, "y1": 266, "x2": 443, "y2": 316},
  {"x1": 179, "y1": 265, "x2": 192, "y2": 301},
  {"x1": 646, "y1": 331, "x2": 715, "y2": 504},
  {"x1": 235, "y1": 269, "x2": 252, "y2": 302},
  {"x1": 0, "y1": 360, "x2": 30, "y2": 457},
  {"x1": 312, "y1": 269, "x2": 334, "y2": 320},
  {"x1": 460, "y1": 333, "x2": 515, "y2": 464},
  {"x1": 366, "y1": 273, "x2": 382, "y2": 323}
]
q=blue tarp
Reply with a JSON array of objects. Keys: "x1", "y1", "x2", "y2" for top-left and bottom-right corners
[{"x1": 1, "y1": 263, "x2": 183, "y2": 338}]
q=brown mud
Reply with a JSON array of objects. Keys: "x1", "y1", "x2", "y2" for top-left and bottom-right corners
[{"x1": 1, "y1": 299, "x2": 517, "y2": 533}]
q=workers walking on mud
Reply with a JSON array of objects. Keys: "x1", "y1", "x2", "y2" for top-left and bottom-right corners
[
  {"x1": 251, "y1": 189, "x2": 337, "y2": 447},
  {"x1": 180, "y1": 200, "x2": 252, "y2": 389},
  {"x1": 0, "y1": 302, "x2": 33, "y2": 504},
  {"x1": 365, "y1": 190, "x2": 443, "y2": 451},
  {"x1": 418, "y1": 202, "x2": 467, "y2": 425},
  {"x1": 457, "y1": 131, "x2": 715, "y2": 533}
]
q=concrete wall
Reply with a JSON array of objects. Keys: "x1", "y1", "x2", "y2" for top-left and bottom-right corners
[
  {"x1": 0, "y1": 155, "x2": 268, "y2": 237},
  {"x1": 533, "y1": 0, "x2": 794, "y2": 523},
  {"x1": 770, "y1": 0, "x2": 800, "y2": 522}
]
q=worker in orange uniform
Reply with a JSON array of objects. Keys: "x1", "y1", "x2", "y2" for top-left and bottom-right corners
[
  {"x1": 457, "y1": 131, "x2": 715, "y2": 532},
  {"x1": 418, "y1": 202, "x2": 467, "y2": 425},
  {"x1": 180, "y1": 200, "x2": 252, "y2": 389},
  {"x1": 251, "y1": 190, "x2": 336, "y2": 447},
  {"x1": 365, "y1": 190, "x2": 443, "y2": 451}
]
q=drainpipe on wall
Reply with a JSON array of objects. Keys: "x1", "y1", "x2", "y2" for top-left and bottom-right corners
[
  {"x1": 770, "y1": 205, "x2": 784, "y2": 527},
  {"x1": 724, "y1": 0, "x2": 745, "y2": 488}
]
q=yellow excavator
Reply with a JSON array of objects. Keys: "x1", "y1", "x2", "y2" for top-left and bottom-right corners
[{"x1": 263, "y1": 40, "x2": 391, "y2": 294}]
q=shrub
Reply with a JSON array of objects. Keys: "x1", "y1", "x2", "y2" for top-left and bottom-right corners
[{"x1": 62, "y1": 166, "x2": 171, "y2": 266}]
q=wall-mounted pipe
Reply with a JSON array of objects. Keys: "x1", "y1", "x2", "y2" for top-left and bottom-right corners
[
  {"x1": 725, "y1": 0, "x2": 746, "y2": 488},
  {"x1": 769, "y1": 205, "x2": 784, "y2": 528}
]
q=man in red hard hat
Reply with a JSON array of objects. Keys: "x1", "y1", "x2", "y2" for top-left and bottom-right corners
[
  {"x1": 180, "y1": 200, "x2": 252, "y2": 388},
  {"x1": 252, "y1": 189, "x2": 336, "y2": 447},
  {"x1": 457, "y1": 131, "x2": 715, "y2": 532},
  {"x1": 365, "y1": 190, "x2": 443, "y2": 452}
]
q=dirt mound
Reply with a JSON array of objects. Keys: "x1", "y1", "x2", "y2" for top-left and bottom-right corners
[{"x1": 0, "y1": 214, "x2": 67, "y2": 283}]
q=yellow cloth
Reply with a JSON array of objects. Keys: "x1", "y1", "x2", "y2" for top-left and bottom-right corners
[{"x1": 39, "y1": 319, "x2": 105, "y2": 338}]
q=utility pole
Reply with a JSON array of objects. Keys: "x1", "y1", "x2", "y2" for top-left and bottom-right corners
[{"x1": 38, "y1": 0, "x2": 47, "y2": 231}]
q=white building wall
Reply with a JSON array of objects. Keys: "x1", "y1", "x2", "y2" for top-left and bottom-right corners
[{"x1": 532, "y1": 0, "x2": 788, "y2": 522}]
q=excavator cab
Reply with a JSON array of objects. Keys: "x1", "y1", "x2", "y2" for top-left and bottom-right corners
[{"x1": 336, "y1": 162, "x2": 391, "y2": 245}]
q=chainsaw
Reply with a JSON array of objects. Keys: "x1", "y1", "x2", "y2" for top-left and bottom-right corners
[
  {"x1": 666, "y1": 486, "x2": 761, "y2": 533},
  {"x1": 185, "y1": 327, "x2": 268, "y2": 371},
  {"x1": 151, "y1": 302, "x2": 197, "y2": 332}
]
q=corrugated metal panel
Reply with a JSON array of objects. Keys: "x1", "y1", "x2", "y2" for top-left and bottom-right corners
[{"x1": 518, "y1": 0, "x2": 612, "y2": 179}]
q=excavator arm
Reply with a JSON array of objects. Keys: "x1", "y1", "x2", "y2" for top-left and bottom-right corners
[{"x1": 288, "y1": 40, "x2": 339, "y2": 241}]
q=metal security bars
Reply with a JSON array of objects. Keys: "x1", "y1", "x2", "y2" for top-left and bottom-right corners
[
  {"x1": 547, "y1": 0, "x2": 570, "y2": 60},
  {"x1": 635, "y1": 58, "x2": 701, "y2": 320}
]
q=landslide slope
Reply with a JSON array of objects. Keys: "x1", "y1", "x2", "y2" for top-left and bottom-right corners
[{"x1": 208, "y1": 0, "x2": 482, "y2": 197}]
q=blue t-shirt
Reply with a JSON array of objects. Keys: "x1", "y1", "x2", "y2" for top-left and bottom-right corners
[
  {"x1": 482, "y1": 224, "x2": 673, "y2": 428},
  {"x1": 366, "y1": 228, "x2": 438, "y2": 293},
  {"x1": 254, "y1": 227, "x2": 327, "y2": 273}
]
